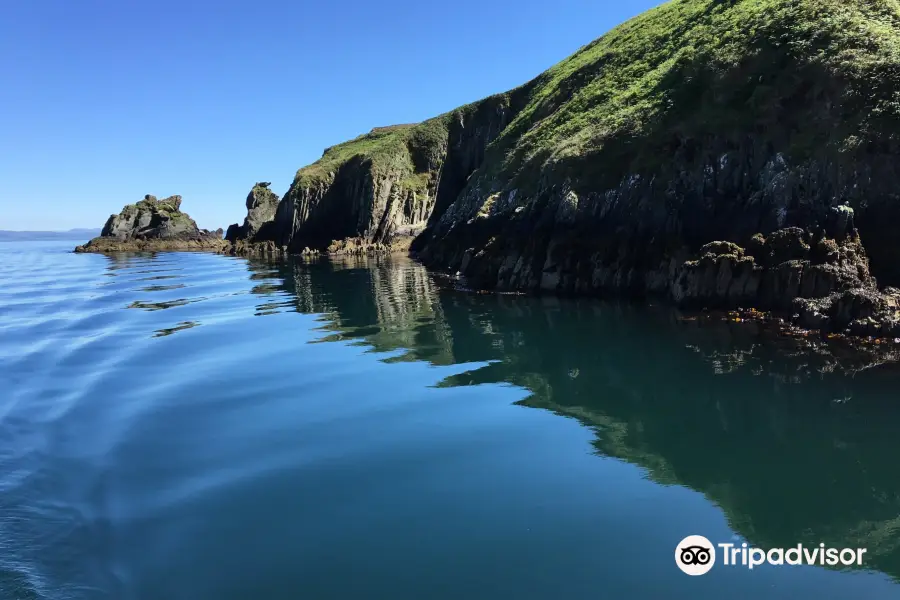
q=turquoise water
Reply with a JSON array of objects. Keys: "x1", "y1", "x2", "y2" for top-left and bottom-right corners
[{"x1": 2, "y1": 240, "x2": 900, "y2": 599}]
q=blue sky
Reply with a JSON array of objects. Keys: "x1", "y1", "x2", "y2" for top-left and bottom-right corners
[{"x1": 1, "y1": 0, "x2": 661, "y2": 231}]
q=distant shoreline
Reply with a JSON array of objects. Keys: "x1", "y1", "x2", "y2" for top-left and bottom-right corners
[{"x1": 0, "y1": 229, "x2": 101, "y2": 242}]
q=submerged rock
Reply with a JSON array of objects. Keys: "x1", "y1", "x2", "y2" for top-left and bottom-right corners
[{"x1": 74, "y1": 195, "x2": 227, "y2": 253}]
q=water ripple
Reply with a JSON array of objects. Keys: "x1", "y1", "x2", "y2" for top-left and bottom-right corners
[
  {"x1": 3, "y1": 242, "x2": 900, "y2": 600},
  {"x1": 0, "y1": 244, "x2": 292, "y2": 598}
]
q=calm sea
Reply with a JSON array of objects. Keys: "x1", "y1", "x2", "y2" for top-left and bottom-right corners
[{"x1": 2, "y1": 240, "x2": 900, "y2": 599}]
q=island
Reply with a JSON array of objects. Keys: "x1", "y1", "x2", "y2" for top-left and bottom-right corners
[{"x1": 75, "y1": 195, "x2": 227, "y2": 253}]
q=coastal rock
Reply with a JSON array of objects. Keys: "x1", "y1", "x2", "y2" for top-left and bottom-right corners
[
  {"x1": 795, "y1": 288, "x2": 900, "y2": 337},
  {"x1": 225, "y1": 182, "x2": 280, "y2": 243},
  {"x1": 75, "y1": 195, "x2": 227, "y2": 253},
  {"x1": 226, "y1": 238, "x2": 286, "y2": 258},
  {"x1": 669, "y1": 226, "x2": 900, "y2": 336},
  {"x1": 672, "y1": 229, "x2": 871, "y2": 309},
  {"x1": 325, "y1": 236, "x2": 414, "y2": 256}
]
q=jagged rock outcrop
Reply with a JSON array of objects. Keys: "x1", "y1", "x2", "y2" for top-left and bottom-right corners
[
  {"x1": 74, "y1": 195, "x2": 227, "y2": 253},
  {"x1": 225, "y1": 182, "x2": 280, "y2": 244},
  {"x1": 669, "y1": 212, "x2": 900, "y2": 336}
]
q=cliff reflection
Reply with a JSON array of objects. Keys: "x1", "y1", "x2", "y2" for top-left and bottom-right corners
[
  {"x1": 248, "y1": 255, "x2": 454, "y2": 364},
  {"x1": 246, "y1": 255, "x2": 900, "y2": 581}
]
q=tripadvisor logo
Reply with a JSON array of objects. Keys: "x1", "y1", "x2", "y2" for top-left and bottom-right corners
[
  {"x1": 675, "y1": 535, "x2": 868, "y2": 576},
  {"x1": 676, "y1": 535, "x2": 716, "y2": 576}
]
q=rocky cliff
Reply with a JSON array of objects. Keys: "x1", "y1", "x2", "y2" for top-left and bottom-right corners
[
  {"x1": 225, "y1": 182, "x2": 280, "y2": 244},
  {"x1": 237, "y1": 90, "x2": 527, "y2": 256},
  {"x1": 417, "y1": 0, "x2": 900, "y2": 337},
  {"x1": 228, "y1": 0, "x2": 900, "y2": 337},
  {"x1": 75, "y1": 195, "x2": 227, "y2": 253}
]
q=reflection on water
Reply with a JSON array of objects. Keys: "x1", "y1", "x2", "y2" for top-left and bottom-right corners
[
  {"x1": 153, "y1": 321, "x2": 199, "y2": 338},
  {"x1": 139, "y1": 284, "x2": 186, "y2": 293},
  {"x1": 246, "y1": 254, "x2": 900, "y2": 582},
  {"x1": 127, "y1": 299, "x2": 196, "y2": 311},
  {"x1": 135, "y1": 274, "x2": 182, "y2": 282},
  {"x1": 2, "y1": 242, "x2": 900, "y2": 600}
]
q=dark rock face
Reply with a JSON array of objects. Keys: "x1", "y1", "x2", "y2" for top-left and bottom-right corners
[
  {"x1": 224, "y1": 223, "x2": 242, "y2": 243},
  {"x1": 669, "y1": 223, "x2": 900, "y2": 336},
  {"x1": 425, "y1": 95, "x2": 524, "y2": 233},
  {"x1": 418, "y1": 191, "x2": 900, "y2": 336},
  {"x1": 75, "y1": 195, "x2": 227, "y2": 253},
  {"x1": 271, "y1": 140, "x2": 442, "y2": 254},
  {"x1": 671, "y1": 224, "x2": 870, "y2": 310},
  {"x1": 225, "y1": 183, "x2": 280, "y2": 243}
]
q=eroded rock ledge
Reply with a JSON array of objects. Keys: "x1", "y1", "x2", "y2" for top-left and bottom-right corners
[
  {"x1": 674, "y1": 224, "x2": 900, "y2": 338},
  {"x1": 422, "y1": 203, "x2": 900, "y2": 338},
  {"x1": 74, "y1": 195, "x2": 227, "y2": 253},
  {"x1": 225, "y1": 235, "x2": 412, "y2": 258}
]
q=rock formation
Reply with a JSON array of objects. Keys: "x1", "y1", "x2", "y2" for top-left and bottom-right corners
[
  {"x1": 225, "y1": 182, "x2": 280, "y2": 244},
  {"x1": 74, "y1": 195, "x2": 227, "y2": 253}
]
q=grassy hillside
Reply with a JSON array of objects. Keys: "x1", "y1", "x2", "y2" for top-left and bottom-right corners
[
  {"x1": 492, "y1": 0, "x2": 900, "y2": 192},
  {"x1": 292, "y1": 0, "x2": 900, "y2": 196}
]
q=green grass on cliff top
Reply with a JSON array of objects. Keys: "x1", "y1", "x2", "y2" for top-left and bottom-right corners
[
  {"x1": 294, "y1": 119, "x2": 449, "y2": 188},
  {"x1": 500, "y1": 0, "x2": 900, "y2": 183},
  {"x1": 291, "y1": 0, "x2": 900, "y2": 193}
]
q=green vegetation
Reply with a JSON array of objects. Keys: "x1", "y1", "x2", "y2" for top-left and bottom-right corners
[
  {"x1": 491, "y1": 0, "x2": 900, "y2": 190},
  {"x1": 288, "y1": 0, "x2": 900, "y2": 205},
  {"x1": 399, "y1": 171, "x2": 433, "y2": 196},
  {"x1": 293, "y1": 118, "x2": 450, "y2": 190}
]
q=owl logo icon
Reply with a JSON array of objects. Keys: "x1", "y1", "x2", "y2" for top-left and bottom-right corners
[{"x1": 676, "y1": 535, "x2": 716, "y2": 575}]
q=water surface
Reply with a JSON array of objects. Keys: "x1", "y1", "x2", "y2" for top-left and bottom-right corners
[{"x1": 2, "y1": 241, "x2": 900, "y2": 599}]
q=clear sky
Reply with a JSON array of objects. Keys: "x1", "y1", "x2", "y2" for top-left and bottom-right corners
[{"x1": 0, "y1": 0, "x2": 661, "y2": 231}]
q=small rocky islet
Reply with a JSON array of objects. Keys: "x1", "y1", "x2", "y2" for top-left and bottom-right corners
[
  {"x1": 75, "y1": 195, "x2": 227, "y2": 253},
  {"x1": 77, "y1": 0, "x2": 900, "y2": 340}
]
